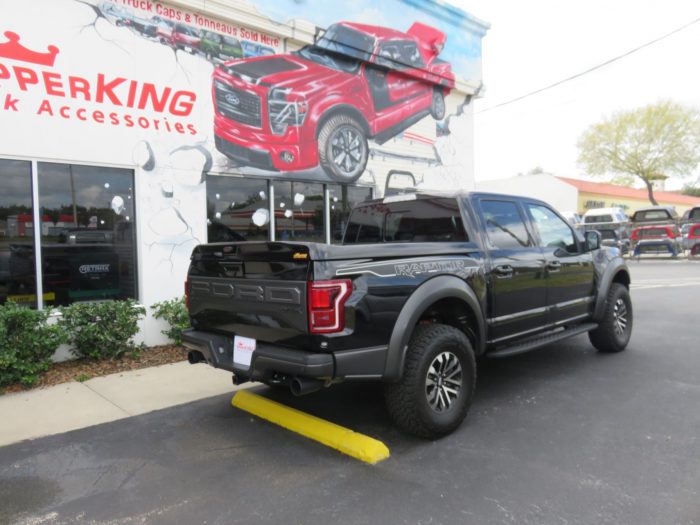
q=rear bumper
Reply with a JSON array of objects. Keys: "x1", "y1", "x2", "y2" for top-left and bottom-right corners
[
  {"x1": 633, "y1": 240, "x2": 679, "y2": 256},
  {"x1": 182, "y1": 329, "x2": 388, "y2": 382},
  {"x1": 182, "y1": 329, "x2": 334, "y2": 381}
]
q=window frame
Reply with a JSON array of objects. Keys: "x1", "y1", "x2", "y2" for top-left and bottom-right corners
[
  {"x1": 477, "y1": 198, "x2": 535, "y2": 250},
  {"x1": 0, "y1": 155, "x2": 139, "y2": 310}
]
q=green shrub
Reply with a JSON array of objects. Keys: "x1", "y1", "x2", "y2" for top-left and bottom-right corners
[
  {"x1": 150, "y1": 297, "x2": 190, "y2": 345},
  {"x1": 0, "y1": 302, "x2": 68, "y2": 387},
  {"x1": 59, "y1": 299, "x2": 145, "y2": 360}
]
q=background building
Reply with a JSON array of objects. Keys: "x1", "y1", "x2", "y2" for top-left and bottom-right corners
[
  {"x1": 0, "y1": 0, "x2": 489, "y2": 344},
  {"x1": 477, "y1": 174, "x2": 700, "y2": 216}
]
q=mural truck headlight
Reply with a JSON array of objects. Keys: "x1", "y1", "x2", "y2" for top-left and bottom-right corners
[{"x1": 268, "y1": 87, "x2": 308, "y2": 136}]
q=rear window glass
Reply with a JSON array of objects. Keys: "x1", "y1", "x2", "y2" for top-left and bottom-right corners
[
  {"x1": 584, "y1": 214, "x2": 613, "y2": 223},
  {"x1": 633, "y1": 210, "x2": 672, "y2": 221},
  {"x1": 343, "y1": 198, "x2": 467, "y2": 244},
  {"x1": 599, "y1": 229, "x2": 617, "y2": 240}
]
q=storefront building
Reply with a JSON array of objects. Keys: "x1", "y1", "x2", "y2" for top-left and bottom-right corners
[{"x1": 0, "y1": 0, "x2": 489, "y2": 343}]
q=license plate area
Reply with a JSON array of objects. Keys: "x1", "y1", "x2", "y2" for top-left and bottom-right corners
[{"x1": 233, "y1": 335, "x2": 256, "y2": 369}]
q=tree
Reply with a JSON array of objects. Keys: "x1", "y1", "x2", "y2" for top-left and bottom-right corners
[{"x1": 577, "y1": 100, "x2": 700, "y2": 205}]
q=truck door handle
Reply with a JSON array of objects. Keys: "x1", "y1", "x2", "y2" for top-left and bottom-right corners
[
  {"x1": 494, "y1": 264, "x2": 514, "y2": 278},
  {"x1": 547, "y1": 260, "x2": 562, "y2": 272}
]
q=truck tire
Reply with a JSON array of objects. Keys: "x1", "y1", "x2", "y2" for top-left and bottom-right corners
[
  {"x1": 318, "y1": 114, "x2": 368, "y2": 183},
  {"x1": 384, "y1": 324, "x2": 476, "y2": 439},
  {"x1": 589, "y1": 283, "x2": 633, "y2": 353},
  {"x1": 430, "y1": 89, "x2": 446, "y2": 120}
]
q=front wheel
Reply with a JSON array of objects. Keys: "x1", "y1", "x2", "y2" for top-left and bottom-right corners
[
  {"x1": 430, "y1": 89, "x2": 446, "y2": 120},
  {"x1": 317, "y1": 114, "x2": 368, "y2": 183},
  {"x1": 589, "y1": 283, "x2": 633, "y2": 353},
  {"x1": 384, "y1": 324, "x2": 476, "y2": 439}
]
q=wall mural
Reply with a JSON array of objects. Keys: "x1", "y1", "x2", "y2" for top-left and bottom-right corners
[{"x1": 0, "y1": 0, "x2": 486, "y2": 323}]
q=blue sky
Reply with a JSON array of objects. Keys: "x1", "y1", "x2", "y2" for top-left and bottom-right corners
[{"x1": 250, "y1": 0, "x2": 486, "y2": 82}]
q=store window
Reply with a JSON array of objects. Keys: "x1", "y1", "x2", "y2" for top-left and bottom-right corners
[
  {"x1": 206, "y1": 176, "x2": 269, "y2": 241},
  {"x1": 37, "y1": 163, "x2": 137, "y2": 306},
  {"x1": 0, "y1": 159, "x2": 36, "y2": 307},
  {"x1": 273, "y1": 181, "x2": 324, "y2": 242},
  {"x1": 328, "y1": 185, "x2": 373, "y2": 243}
]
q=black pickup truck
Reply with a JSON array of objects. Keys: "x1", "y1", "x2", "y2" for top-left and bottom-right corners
[{"x1": 183, "y1": 192, "x2": 632, "y2": 438}]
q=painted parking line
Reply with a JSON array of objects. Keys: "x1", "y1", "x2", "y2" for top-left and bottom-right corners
[
  {"x1": 232, "y1": 390, "x2": 390, "y2": 465},
  {"x1": 632, "y1": 279, "x2": 700, "y2": 290}
]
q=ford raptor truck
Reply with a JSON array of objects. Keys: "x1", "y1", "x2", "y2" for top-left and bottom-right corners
[
  {"x1": 212, "y1": 21, "x2": 454, "y2": 183},
  {"x1": 183, "y1": 193, "x2": 633, "y2": 438}
]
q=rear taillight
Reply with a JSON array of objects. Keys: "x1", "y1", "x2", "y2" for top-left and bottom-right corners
[
  {"x1": 184, "y1": 279, "x2": 190, "y2": 310},
  {"x1": 308, "y1": 279, "x2": 352, "y2": 333}
]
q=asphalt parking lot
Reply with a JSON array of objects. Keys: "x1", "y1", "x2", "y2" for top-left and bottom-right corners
[{"x1": 2, "y1": 260, "x2": 699, "y2": 525}]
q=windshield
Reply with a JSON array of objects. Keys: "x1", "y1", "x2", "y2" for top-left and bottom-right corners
[
  {"x1": 295, "y1": 24, "x2": 375, "y2": 74},
  {"x1": 296, "y1": 45, "x2": 363, "y2": 74}
]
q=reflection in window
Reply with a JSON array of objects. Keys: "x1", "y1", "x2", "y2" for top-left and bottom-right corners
[
  {"x1": 328, "y1": 185, "x2": 373, "y2": 243},
  {"x1": 274, "y1": 181, "x2": 324, "y2": 242},
  {"x1": 527, "y1": 204, "x2": 577, "y2": 253},
  {"x1": 38, "y1": 163, "x2": 137, "y2": 306},
  {"x1": 0, "y1": 159, "x2": 36, "y2": 307},
  {"x1": 206, "y1": 176, "x2": 269, "y2": 241},
  {"x1": 480, "y1": 200, "x2": 532, "y2": 249},
  {"x1": 343, "y1": 197, "x2": 465, "y2": 244}
]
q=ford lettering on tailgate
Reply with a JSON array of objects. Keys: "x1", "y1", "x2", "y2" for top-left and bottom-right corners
[{"x1": 190, "y1": 278, "x2": 302, "y2": 305}]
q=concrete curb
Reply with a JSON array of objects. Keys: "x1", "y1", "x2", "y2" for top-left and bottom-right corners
[{"x1": 0, "y1": 362, "x2": 246, "y2": 447}]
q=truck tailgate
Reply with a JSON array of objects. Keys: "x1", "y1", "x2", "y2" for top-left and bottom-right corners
[{"x1": 187, "y1": 242, "x2": 310, "y2": 343}]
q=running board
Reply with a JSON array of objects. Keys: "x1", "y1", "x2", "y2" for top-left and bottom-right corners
[{"x1": 487, "y1": 323, "x2": 598, "y2": 358}]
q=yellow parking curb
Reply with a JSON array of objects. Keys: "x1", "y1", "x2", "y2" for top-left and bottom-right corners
[{"x1": 232, "y1": 390, "x2": 390, "y2": 465}]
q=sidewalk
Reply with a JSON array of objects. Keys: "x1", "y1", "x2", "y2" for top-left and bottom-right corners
[{"x1": 0, "y1": 362, "x2": 251, "y2": 447}]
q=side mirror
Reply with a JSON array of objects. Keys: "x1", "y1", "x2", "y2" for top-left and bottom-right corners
[{"x1": 585, "y1": 230, "x2": 601, "y2": 251}]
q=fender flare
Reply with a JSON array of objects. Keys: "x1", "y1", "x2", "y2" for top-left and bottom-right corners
[
  {"x1": 384, "y1": 275, "x2": 485, "y2": 381},
  {"x1": 592, "y1": 258, "x2": 630, "y2": 321}
]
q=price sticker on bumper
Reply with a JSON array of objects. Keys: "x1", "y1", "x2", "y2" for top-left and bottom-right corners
[{"x1": 233, "y1": 336, "x2": 256, "y2": 368}]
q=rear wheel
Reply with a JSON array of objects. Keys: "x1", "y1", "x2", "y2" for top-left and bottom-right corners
[
  {"x1": 589, "y1": 283, "x2": 633, "y2": 353},
  {"x1": 318, "y1": 114, "x2": 368, "y2": 183},
  {"x1": 384, "y1": 324, "x2": 476, "y2": 439}
]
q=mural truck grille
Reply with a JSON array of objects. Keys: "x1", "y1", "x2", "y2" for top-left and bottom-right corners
[{"x1": 215, "y1": 83, "x2": 262, "y2": 128}]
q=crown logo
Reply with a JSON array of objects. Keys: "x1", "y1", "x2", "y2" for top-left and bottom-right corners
[{"x1": 0, "y1": 31, "x2": 59, "y2": 67}]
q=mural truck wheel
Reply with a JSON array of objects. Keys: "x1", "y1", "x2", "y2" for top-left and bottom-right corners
[
  {"x1": 318, "y1": 114, "x2": 368, "y2": 183},
  {"x1": 430, "y1": 89, "x2": 446, "y2": 120}
]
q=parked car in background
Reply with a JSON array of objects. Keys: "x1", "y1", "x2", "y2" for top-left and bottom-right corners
[
  {"x1": 171, "y1": 23, "x2": 201, "y2": 53},
  {"x1": 630, "y1": 206, "x2": 679, "y2": 227},
  {"x1": 582, "y1": 207, "x2": 629, "y2": 227},
  {"x1": 561, "y1": 211, "x2": 582, "y2": 228},
  {"x1": 599, "y1": 228, "x2": 631, "y2": 255},
  {"x1": 201, "y1": 31, "x2": 244, "y2": 62},
  {"x1": 686, "y1": 223, "x2": 700, "y2": 257},
  {"x1": 681, "y1": 205, "x2": 700, "y2": 225},
  {"x1": 631, "y1": 225, "x2": 681, "y2": 257},
  {"x1": 240, "y1": 41, "x2": 276, "y2": 58},
  {"x1": 581, "y1": 208, "x2": 629, "y2": 253}
]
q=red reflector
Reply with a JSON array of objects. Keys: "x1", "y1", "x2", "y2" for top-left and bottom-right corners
[
  {"x1": 184, "y1": 279, "x2": 190, "y2": 310},
  {"x1": 307, "y1": 279, "x2": 351, "y2": 333}
]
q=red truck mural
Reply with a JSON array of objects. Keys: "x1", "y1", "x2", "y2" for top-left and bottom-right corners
[{"x1": 212, "y1": 21, "x2": 455, "y2": 183}]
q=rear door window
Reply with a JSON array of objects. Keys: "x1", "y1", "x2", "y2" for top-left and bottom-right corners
[{"x1": 343, "y1": 197, "x2": 467, "y2": 244}]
